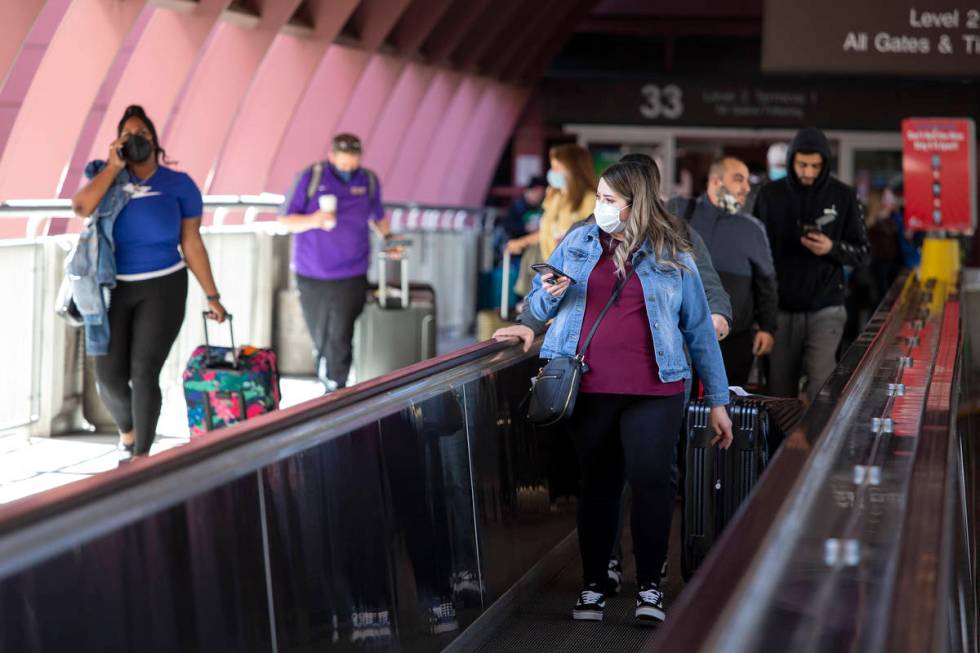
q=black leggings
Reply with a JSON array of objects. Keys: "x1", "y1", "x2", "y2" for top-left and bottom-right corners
[
  {"x1": 568, "y1": 392, "x2": 686, "y2": 588},
  {"x1": 94, "y1": 268, "x2": 187, "y2": 454}
]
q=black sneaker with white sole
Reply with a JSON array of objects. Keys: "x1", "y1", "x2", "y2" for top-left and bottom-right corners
[
  {"x1": 635, "y1": 583, "x2": 666, "y2": 623},
  {"x1": 572, "y1": 583, "x2": 606, "y2": 621},
  {"x1": 606, "y1": 559, "x2": 623, "y2": 595}
]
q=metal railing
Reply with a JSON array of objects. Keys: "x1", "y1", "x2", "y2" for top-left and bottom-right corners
[
  {"x1": 653, "y1": 272, "x2": 977, "y2": 652},
  {"x1": 0, "y1": 198, "x2": 501, "y2": 436}
]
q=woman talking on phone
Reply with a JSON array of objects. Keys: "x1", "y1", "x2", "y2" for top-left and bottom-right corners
[
  {"x1": 72, "y1": 105, "x2": 226, "y2": 458},
  {"x1": 524, "y1": 161, "x2": 732, "y2": 624}
]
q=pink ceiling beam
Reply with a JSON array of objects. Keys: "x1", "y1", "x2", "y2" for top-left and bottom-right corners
[
  {"x1": 208, "y1": 0, "x2": 359, "y2": 194},
  {"x1": 459, "y1": 84, "x2": 530, "y2": 204},
  {"x1": 162, "y1": 0, "x2": 303, "y2": 190},
  {"x1": 411, "y1": 76, "x2": 487, "y2": 205},
  {"x1": 420, "y1": 0, "x2": 492, "y2": 63},
  {"x1": 0, "y1": 0, "x2": 46, "y2": 87},
  {"x1": 363, "y1": 62, "x2": 436, "y2": 182},
  {"x1": 0, "y1": 0, "x2": 70, "y2": 162},
  {"x1": 383, "y1": 70, "x2": 461, "y2": 203},
  {"x1": 332, "y1": 54, "x2": 405, "y2": 160},
  {"x1": 387, "y1": 0, "x2": 455, "y2": 56},
  {"x1": 344, "y1": 0, "x2": 412, "y2": 51},
  {"x1": 265, "y1": 44, "x2": 371, "y2": 194},
  {"x1": 59, "y1": 5, "x2": 154, "y2": 197},
  {"x1": 452, "y1": 0, "x2": 524, "y2": 70},
  {"x1": 0, "y1": 0, "x2": 145, "y2": 198},
  {"x1": 74, "y1": 0, "x2": 231, "y2": 189}
]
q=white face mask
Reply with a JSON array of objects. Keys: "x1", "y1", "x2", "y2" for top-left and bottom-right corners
[{"x1": 594, "y1": 200, "x2": 629, "y2": 234}]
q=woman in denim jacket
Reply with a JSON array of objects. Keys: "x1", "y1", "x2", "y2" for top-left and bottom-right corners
[
  {"x1": 525, "y1": 161, "x2": 732, "y2": 624},
  {"x1": 72, "y1": 105, "x2": 226, "y2": 459}
]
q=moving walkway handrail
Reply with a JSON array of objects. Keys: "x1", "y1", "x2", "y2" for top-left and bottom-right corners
[
  {"x1": 0, "y1": 336, "x2": 535, "y2": 579},
  {"x1": 0, "y1": 197, "x2": 496, "y2": 217},
  {"x1": 651, "y1": 271, "x2": 916, "y2": 651},
  {"x1": 886, "y1": 298, "x2": 966, "y2": 652}
]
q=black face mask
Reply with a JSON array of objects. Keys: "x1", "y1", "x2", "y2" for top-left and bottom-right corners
[{"x1": 121, "y1": 134, "x2": 153, "y2": 164}]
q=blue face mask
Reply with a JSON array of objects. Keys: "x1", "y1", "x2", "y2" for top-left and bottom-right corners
[
  {"x1": 769, "y1": 168, "x2": 787, "y2": 181},
  {"x1": 546, "y1": 169, "x2": 566, "y2": 190}
]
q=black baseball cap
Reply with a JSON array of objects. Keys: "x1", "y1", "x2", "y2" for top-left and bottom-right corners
[{"x1": 332, "y1": 133, "x2": 362, "y2": 154}]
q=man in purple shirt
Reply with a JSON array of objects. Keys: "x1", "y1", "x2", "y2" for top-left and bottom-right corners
[{"x1": 279, "y1": 133, "x2": 393, "y2": 391}]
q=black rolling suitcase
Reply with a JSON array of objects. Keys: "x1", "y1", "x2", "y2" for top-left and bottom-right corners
[{"x1": 681, "y1": 395, "x2": 799, "y2": 580}]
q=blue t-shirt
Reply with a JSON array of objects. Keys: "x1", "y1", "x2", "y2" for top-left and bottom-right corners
[{"x1": 113, "y1": 166, "x2": 203, "y2": 275}]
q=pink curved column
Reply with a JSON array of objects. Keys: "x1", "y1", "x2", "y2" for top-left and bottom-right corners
[
  {"x1": 73, "y1": 0, "x2": 231, "y2": 190},
  {"x1": 0, "y1": 0, "x2": 145, "y2": 198},
  {"x1": 265, "y1": 45, "x2": 371, "y2": 195},
  {"x1": 460, "y1": 85, "x2": 529, "y2": 204},
  {"x1": 0, "y1": 0, "x2": 46, "y2": 87},
  {"x1": 439, "y1": 82, "x2": 526, "y2": 205},
  {"x1": 364, "y1": 62, "x2": 436, "y2": 182},
  {"x1": 411, "y1": 76, "x2": 487, "y2": 205},
  {"x1": 383, "y1": 70, "x2": 461, "y2": 203},
  {"x1": 347, "y1": 0, "x2": 412, "y2": 50},
  {"x1": 332, "y1": 54, "x2": 405, "y2": 159},
  {"x1": 161, "y1": 0, "x2": 302, "y2": 190},
  {"x1": 208, "y1": 0, "x2": 359, "y2": 194},
  {"x1": 59, "y1": 5, "x2": 154, "y2": 197},
  {"x1": 0, "y1": 0, "x2": 70, "y2": 167}
]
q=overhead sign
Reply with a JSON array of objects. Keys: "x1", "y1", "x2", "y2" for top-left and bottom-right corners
[
  {"x1": 539, "y1": 77, "x2": 980, "y2": 131},
  {"x1": 902, "y1": 118, "x2": 976, "y2": 234},
  {"x1": 763, "y1": 0, "x2": 980, "y2": 75}
]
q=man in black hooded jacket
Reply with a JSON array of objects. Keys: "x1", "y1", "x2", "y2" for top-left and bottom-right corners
[{"x1": 755, "y1": 127, "x2": 870, "y2": 401}]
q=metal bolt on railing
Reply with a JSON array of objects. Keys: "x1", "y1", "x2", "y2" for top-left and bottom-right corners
[
  {"x1": 853, "y1": 465, "x2": 882, "y2": 486},
  {"x1": 887, "y1": 383, "x2": 906, "y2": 397},
  {"x1": 871, "y1": 417, "x2": 894, "y2": 434}
]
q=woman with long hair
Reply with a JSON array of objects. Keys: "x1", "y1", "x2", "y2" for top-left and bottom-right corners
[
  {"x1": 524, "y1": 161, "x2": 732, "y2": 624},
  {"x1": 72, "y1": 105, "x2": 226, "y2": 458},
  {"x1": 507, "y1": 143, "x2": 598, "y2": 262}
]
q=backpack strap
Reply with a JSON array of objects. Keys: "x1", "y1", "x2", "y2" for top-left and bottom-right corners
[{"x1": 305, "y1": 162, "x2": 324, "y2": 203}]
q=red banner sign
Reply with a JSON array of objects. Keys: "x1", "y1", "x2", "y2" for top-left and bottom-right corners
[{"x1": 902, "y1": 118, "x2": 976, "y2": 234}]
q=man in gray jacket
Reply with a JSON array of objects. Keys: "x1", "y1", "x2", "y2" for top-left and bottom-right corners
[{"x1": 667, "y1": 157, "x2": 779, "y2": 386}]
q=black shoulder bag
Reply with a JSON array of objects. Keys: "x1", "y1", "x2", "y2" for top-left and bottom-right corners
[{"x1": 527, "y1": 263, "x2": 638, "y2": 426}]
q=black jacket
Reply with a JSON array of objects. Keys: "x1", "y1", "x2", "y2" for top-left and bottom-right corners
[
  {"x1": 755, "y1": 127, "x2": 870, "y2": 312},
  {"x1": 670, "y1": 196, "x2": 779, "y2": 336}
]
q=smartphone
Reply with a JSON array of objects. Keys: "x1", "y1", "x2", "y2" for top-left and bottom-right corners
[
  {"x1": 802, "y1": 224, "x2": 822, "y2": 237},
  {"x1": 531, "y1": 263, "x2": 576, "y2": 285}
]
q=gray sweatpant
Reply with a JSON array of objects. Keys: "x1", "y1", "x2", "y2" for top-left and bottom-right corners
[{"x1": 769, "y1": 305, "x2": 847, "y2": 402}]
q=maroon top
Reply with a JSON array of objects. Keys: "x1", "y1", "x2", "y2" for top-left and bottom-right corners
[{"x1": 577, "y1": 235, "x2": 685, "y2": 397}]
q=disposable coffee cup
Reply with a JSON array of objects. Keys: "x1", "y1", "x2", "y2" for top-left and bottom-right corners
[{"x1": 318, "y1": 194, "x2": 337, "y2": 213}]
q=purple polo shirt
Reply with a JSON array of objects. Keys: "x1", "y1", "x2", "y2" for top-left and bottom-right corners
[{"x1": 282, "y1": 164, "x2": 384, "y2": 280}]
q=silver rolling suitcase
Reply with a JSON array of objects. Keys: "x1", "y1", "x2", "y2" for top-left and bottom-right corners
[{"x1": 352, "y1": 251, "x2": 436, "y2": 383}]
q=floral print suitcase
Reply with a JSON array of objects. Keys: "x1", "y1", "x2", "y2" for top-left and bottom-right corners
[{"x1": 182, "y1": 314, "x2": 280, "y2": 436}]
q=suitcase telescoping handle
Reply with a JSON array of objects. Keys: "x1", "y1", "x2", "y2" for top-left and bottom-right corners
[
  {"x1": 378, "y1": 249, "x2": 410, "y2": 309},
  {"x1": 201, "y1": 311, "x2": 238, "y2": 368},
  {"x1": 500, "y1": 248, "x2": 511, "y2": 321}
]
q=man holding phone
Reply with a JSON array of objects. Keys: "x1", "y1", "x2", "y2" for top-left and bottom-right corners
[
  {"x1": 754, "y1": 126, "x2": 870, "y2": 401},
  {"x1": 279, "y1": 133, "x2": 392, "y2": 391}
]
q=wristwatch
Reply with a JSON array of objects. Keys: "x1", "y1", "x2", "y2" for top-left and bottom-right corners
[{"x1": 206, "y1": 293, "x2": 221, "y2": 301}]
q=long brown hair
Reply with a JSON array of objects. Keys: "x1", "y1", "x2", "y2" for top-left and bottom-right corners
[
  {"x1": 550, "y1": 143, "x2": 597, "y2": 211},
  {"x1": 600, "y1": 161, "x2": 691, "y2": 276}
]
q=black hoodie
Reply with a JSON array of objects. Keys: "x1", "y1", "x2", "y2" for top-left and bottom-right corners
[{"x1": 755, "y1": 127, "x2": 870, "y2": 312}]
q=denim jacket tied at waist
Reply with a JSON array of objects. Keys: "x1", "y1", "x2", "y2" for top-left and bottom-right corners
[
  {"x1": 526, "y1": 223, "x2": 730, "y2": 407},
  {"x1": 65, "y1": 160, "x2": 131, "y2": 356}
]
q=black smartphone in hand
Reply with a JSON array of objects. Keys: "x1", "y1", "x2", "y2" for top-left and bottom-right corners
[
  {"x1": 802, "y1": 224, "x2": 822, "y2": 237},
  {"x1": 531, "y1": 263, "x2": 576, "y2": 285}
]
